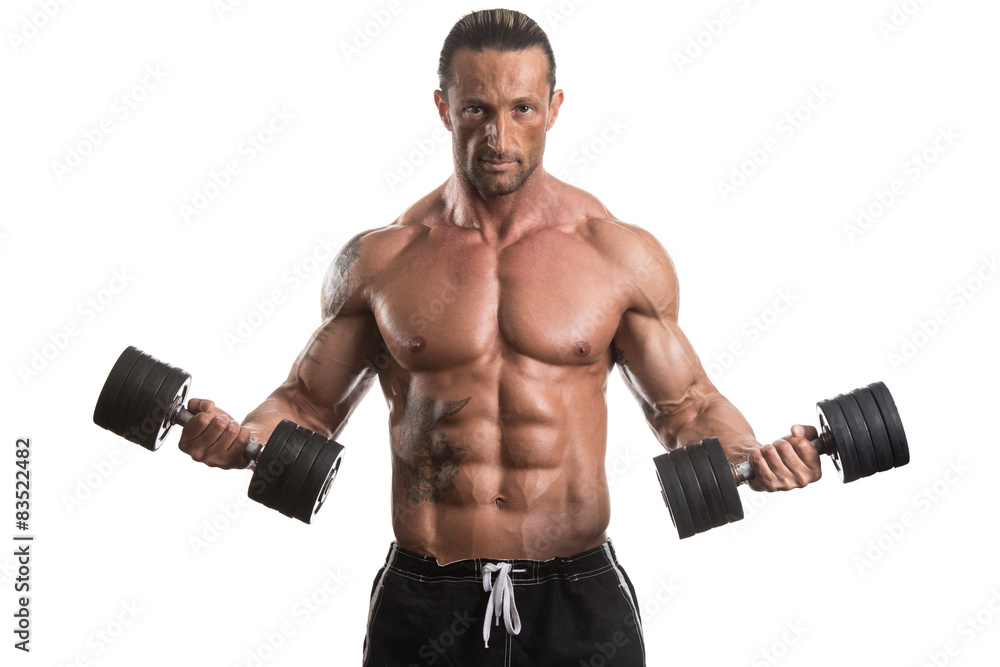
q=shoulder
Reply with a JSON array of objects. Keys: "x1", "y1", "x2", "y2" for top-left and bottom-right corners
[
  {"x1": 563, "y1": 187, "x2": 679, "y2": 317},
  {"x1": 596, "y1": 219, "x2": 679, "y2": 318},
  {"x1": 319, "y1": 192, "x2": 443, "y2": 316},
  {"x1": 551, "y1": 181, "x2": 668, "y2": 256},
  {"x1": 334, "y1": 186, "x2": 448, "y2": 267},
  {"x1": 562, "y1": 185, "x2": 677, "y2": 285},
  {"x1": 351, "y1": 188, "x2": 446, "y2": 261}
]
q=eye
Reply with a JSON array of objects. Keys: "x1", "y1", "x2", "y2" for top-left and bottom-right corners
[
  {"x1": 517, "y1": 105, "x2": 532, "y2": 114},
  {"x1": 465, "y1": 106, "x2": 483, "y2": 115}
]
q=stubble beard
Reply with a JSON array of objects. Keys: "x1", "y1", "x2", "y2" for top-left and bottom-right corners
[{"x1": 459, "y1": 140, "x2": 544, "y2": 198}]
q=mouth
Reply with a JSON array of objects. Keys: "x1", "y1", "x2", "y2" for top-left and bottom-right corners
[{"x1": 480, "y1": 158, "x2": 517, "y2": 172}]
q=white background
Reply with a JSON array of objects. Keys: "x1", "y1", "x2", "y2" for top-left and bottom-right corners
[{"x1": 3, "y1": 0, "x2": 998, "y2": 665}]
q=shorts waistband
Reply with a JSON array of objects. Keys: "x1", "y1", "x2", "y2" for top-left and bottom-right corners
[{"x1": 382, "y1": 538, "x2": 621, "y2": 585}]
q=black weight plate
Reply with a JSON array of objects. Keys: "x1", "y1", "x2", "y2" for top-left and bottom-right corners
[
  {"x1": 292, "y1": 437, "x2": 346, "y2": 523},
  {"x1": 261, "y1": 425, "x2": 311, "y2": 513},
  {"x1": 105, "y1": 352, "x2": 158, "y2": 438},
  {"x1": 654, "y1": 452, "x2": 697, "y2": 540},
  {"x1": 852, "y1": 387, "x2": 893, "y2": 473},
  {"x1": 817, "y1": 398, "x2": 860, "y2": 483},
  {"x1": 702, "y1": 437, "x2": 744, "y2": 524},
  {"x1": 308, "y1": 445, "x2": 343, "y2": 518},
  {"x1": 867, "y1": 381, "x2": 909, "y2": 467},
  {"x1": 94, "y1": 346, "x2": 143, "y2": 431},
  {"x1": 277, "y1": 431, "x2": 326, "y2": 519},
  {"x1": 687, "y1": 441, "x2": 730, "y2": 529},
  {"x1": 126, "y1": 367, "x2": 190, "y2": 451},
  {"x1": 151, "y1": 368, "x2": 191, "y2": 448},
  {"x1": 837, "y1": 393, "x2": 877, "y2": 479},
  {"x1": 248, "y1": 420, "x2": 297, "y2": 507},
  {"x1": 672, "y1": 447, "x2": 713, "y2": 535},
  {"x1": 121, "y1": 360, "x2": 173, "y2": 450}
]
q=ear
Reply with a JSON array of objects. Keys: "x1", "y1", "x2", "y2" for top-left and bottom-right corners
[
  {"x1": 545, "y1": 88, "x2": 565, "y2": 131},
  {"x1": 434, "y1": 89, "x2": 452, "y2": 131}
]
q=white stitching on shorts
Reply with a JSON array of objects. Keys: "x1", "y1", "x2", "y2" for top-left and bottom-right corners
[
  {"x1": 602, "y1": 543, "x2": 646, "y2": 662},
  {"x1": 362, "y1": 545, "x2": 398, "y2": 665}
]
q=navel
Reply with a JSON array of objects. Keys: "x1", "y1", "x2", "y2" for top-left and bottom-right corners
[{"x1": 407, "y1": 336, "x2": 426, "y2": 353}]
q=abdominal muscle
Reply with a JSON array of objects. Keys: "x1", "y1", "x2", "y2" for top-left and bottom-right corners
[
  {"x1": 387, "y1": 376, "x2": 613, "y2": 564},
  {"x1": 391, "y1": 461, "x2": 613, "y2": 564}
]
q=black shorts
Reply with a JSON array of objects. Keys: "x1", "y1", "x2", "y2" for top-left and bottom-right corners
[{"x1": 362, "y1": 539, "x2": 646, "y2": 666}]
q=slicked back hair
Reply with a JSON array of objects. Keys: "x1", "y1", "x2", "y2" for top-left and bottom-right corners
[{"x1": 438, "y1": 9, "x2": 556, "y2": 101}]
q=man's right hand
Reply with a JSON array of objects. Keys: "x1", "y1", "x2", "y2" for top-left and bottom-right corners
[{"x1": 177, "y1": 398, "x2": 253, "y2": 469}]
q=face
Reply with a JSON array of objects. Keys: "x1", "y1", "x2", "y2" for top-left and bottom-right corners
[{"x1": 435, "y1": 47, "x2": 564, "y2": 197}]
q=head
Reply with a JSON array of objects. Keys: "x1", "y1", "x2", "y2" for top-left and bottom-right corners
[{"x1": 434, "y1": 9, "x2": 564, "y2": 197}]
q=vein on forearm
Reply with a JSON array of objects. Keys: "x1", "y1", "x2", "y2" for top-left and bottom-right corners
[
  {"x1": 624, "y1": 373, "x2": 757, "y2": 458},
  {"x1": 242, "y1": 389, "x2": 335, "y2": 441}
]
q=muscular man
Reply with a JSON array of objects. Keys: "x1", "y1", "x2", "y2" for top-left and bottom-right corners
[{"x1": 179, "y1": 9, "x2": 821, "y2": 665}]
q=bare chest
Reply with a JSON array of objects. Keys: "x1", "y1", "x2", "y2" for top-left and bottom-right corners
[{"x1": 370, "y1": 229, "x2": 629, "y2": 370}]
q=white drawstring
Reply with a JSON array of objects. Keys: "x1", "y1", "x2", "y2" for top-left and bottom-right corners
[{"x1": 481, "y1": 562, "x2": 522, "y2": 648}]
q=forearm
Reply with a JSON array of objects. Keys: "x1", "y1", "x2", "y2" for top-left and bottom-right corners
[
  {"x1": 644, "y1": 383, "x2": 759, "y2": 463},
  {"x1": 241, "y1": 321, "x2": 380, "y2": 445},
  {"x1": 674, "y1": 393, "x2": 759, "y2": 463},
  {"x1": 242, "y1": 384, "x2": 340, "y2": 442}
]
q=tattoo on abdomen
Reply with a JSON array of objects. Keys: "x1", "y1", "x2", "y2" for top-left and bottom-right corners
[{"x1": 396, "y1": 378, "x2": 471, "y2": 503}]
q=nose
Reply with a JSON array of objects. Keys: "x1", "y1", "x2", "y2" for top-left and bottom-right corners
[{"x1": 487, "y1": 114, "x2": 510, "y2": 156}]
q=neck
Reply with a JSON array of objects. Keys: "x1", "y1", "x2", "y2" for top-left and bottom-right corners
[{"x1": 442, "y1": 164, "x2": 554, "y2": 244}]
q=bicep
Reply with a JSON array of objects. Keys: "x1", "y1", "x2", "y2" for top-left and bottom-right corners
[
  {"x1": 609, "y1": 228, "x2": 716, "y2": 443},
  {"x1": 613, "y1": 308, "x2": 709, "y2": 423},
  {"x1": 277, "y1": 311, "x2": 382, "y2": 436},
  {"x1": 266, "y1": 229, "x2": 383, "y2": 436}
]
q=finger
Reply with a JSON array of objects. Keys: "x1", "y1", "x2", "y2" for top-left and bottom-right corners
[
  {"x1": 761, "y1": 440, "x2": 800, "y2": 489},
  {"x1": 790, "y1": 434, "x2": 823, "y2": 483},
  {"x1": 224, "y1": 426, "x2": 253, "y2": 466},
  {"x1": 785, "y1": 424, "x2": 822, "y2": 470},
  {"x1": 747, "y1": 446, "x2": 779, "y2": 492},
  {"x1": 184, "y1": 414, "x2": 231, "y2": 462},
  {"x1": 772, "y1": 438, "x2": 821, "y2": 487},
  {"x1": 177, "y1": 409, "x2": 218, "y2": 454},
  {"x1": 187, "y1": 398, "x2": 215, "y2": 415},
  {"x1": 201, "y1": 418, "x2": 243, "y2": 468},
  {"x1": 790, "y1": 423, "x2": 819, "y2": 441},
  {"x1": 788, "y1": 434, "x2": 822, "y2": 467}
]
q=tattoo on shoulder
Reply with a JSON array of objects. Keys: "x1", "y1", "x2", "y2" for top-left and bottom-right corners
[
  {"x1": 395, "y1": 378, "x2": 471, "y2": 503},
  {"x1": 322, "y1": 232, "x2": 364, "y2": 319}
]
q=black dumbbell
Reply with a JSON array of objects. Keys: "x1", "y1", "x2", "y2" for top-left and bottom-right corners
[
  {"x1": 654, "y1": 381, "x2": 909, "y2": 539},
  {"x1": 92, "y1": 346, "x2": 344, "y2": 524}
]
